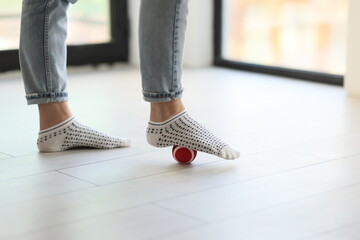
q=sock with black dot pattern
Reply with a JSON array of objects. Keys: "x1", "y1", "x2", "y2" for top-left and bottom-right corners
[
  {"x1": 37, "y1": 117, "x2": 131, "y2": 152},
  {"x1": 146, "y1": 111, "x2": 240, "y2": 160}
]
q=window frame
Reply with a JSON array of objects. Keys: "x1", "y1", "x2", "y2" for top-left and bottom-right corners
[
  {"x1": 0, "y1": 0, "x2": 128, "y2": 73},
  {"x1": 213, "y1": 0, "x2": 344, "y2": 86}
]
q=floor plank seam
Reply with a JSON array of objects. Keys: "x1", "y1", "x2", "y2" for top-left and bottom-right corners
[
  {"x1": 0, "y1": 170, "x2": 57, "y2": 184},
  {"x1": 151, "y1": 202, "x2": 209, "y2": 225},
  {"x1": 155, "y1": 224, "x2": 206, "y2": 240},
  {"x1": 285, "y1": 147, "x2": 360, "y2": 161},
  {"x1": 152, "y1": 158, "x2": 359, "y2": 206},
  {"x1": 76, "y1": 159, "x2": 224, "y2": 186},
  {"x1": 279, "y1": 147, "x2": 339, "y2": 160},
  {"x1": 213, "y1": 182, "x2": 360, "y2": 225},
  {"x1": 0, "y1": 148, "x2": 167, "y2": 181},
  {"x1": 3, "y1": 202, "x2": 153, "y2": 240},
  {"x1": 0, "y1": 152, "x2": 16, "y2": 158},
  {"x1": 0, "y1": 185, "x2": 97, "y2": 209},
  {"x1": 331, "y1": 152, "x2": 360, "y2": 161},
  {"x1": 53, "y1": 148, "x2": 167, "y2": 172},
  {"x1": 56, "y1": 170, "x2": 100, "y2": 187},
  {"x1": 300, "y1": 220, "x2": 360, "y2": 240},
  {"x1": 278, "y1": 129, "x2": 360, "y2": 151}
]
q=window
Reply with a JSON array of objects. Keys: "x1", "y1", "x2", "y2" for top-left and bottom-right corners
[
  {"x1": 68, "y1": 0, "x2": 111, "y2": 45},
  {"x1": 215, "y1": 0, "x2": 348, "y2": 85},
  {"x1": 0, "y1": 1, "x2": 21, "y2": 51},
  {"x1": 0, "y1": 0, "x2": 128, "y2": 72}
]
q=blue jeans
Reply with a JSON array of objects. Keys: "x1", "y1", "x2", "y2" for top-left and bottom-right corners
[{"x1": 19, "y1": 0, "x2": 188, "y2": 105}]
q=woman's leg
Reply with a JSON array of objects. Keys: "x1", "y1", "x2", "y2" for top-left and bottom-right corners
[
  {"x1": 139, "y1": 0, "x2": 240, "y2": 159},
  {"x1": 19, "y1": 0, "x2": 130, "y2": 152},
  {"x1": 20, "y1": 0, "x2": 72, "y2": 106},
  {"x1": 20, "y1": 0, "x2": 75, "y2": 130},
  {"x1": 139, "y1": 0, "x2": 187, "y2": 104}
]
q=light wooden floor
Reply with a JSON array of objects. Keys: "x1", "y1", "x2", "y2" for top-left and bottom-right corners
[{"x1": 0, "y1": 65, "x2": 359, "y2": 240}]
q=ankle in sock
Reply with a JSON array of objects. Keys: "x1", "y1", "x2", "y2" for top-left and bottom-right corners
[
  {"x1": 146, "y1": 111, "x2": 240, "y2": 160},
  {"x1": 37, "y1": 117, "x2": 131, "y2": 152}
]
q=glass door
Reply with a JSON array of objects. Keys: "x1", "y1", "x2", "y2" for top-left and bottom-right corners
[{"x1": 215, "y1": 0, "x2": 348, "y2": 85}]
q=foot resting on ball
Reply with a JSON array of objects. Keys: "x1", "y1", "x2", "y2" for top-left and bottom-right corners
[
  {"x1": 147, "y1": 111, "x2": 240, "y2": 160},
  {"x1": 38, "y1": 117, "x2": 131, "y2": 152}
]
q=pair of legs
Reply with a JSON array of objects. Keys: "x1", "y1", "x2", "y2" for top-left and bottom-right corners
[
  {"x1": 20, "y1": 0, "x2": 186, "y2": 127},
  {"x1": 19, "y1": 0, "x2": 239, "y2": 159}
]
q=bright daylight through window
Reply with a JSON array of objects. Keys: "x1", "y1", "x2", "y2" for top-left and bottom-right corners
[
  {"x1": 0, "y1": 0, "x2": 110, "y2": 51},
  {"x1": 222, "y1": 0, "x2": 348, "y2": 75}
]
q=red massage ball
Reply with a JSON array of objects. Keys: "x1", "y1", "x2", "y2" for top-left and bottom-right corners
[{"x1": 172, "y1": 145, "x2": 197, "y2": 164}]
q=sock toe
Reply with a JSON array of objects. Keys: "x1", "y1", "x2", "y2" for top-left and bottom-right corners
[
  {"x1": 120, "y1": 138, "x2": 132, "y2": 147},
  {"x1": 219, "y1": 146, "x2": 240, "y2": 160}
]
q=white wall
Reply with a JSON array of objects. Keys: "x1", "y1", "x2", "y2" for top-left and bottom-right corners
[
  {"x1": 345, "y1": 0, "x2": 360, "y2": 97},
  {"x1": 128, "y1": 0, "x2": 213, "y2": 68}
]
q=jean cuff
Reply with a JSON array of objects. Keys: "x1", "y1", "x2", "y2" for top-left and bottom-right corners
[
  {"x1": 142, "y1": 89, "x2": 183, "y2": 102},
  {"x1": 26, "y1": 92, "x2": 68, "y2": 105}
]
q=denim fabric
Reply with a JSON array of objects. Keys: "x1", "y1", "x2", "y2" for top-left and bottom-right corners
[
  {"x1": 139, "y1": 0, "x2": 189, "y2": 102},
  {"x1": 20, "y1": 0, "x2": 72, "y2": 105},
  {"x1": 19, "y1": 0, "x2": 188, "y2": 104}
]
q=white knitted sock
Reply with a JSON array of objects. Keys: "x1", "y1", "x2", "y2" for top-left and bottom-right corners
[
  {"x1": 37, "y1": 117, "x2": 131, "y2": 152},
  {"x1": 146, "y1": 111, "x2": 240, "y2": 160}
]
